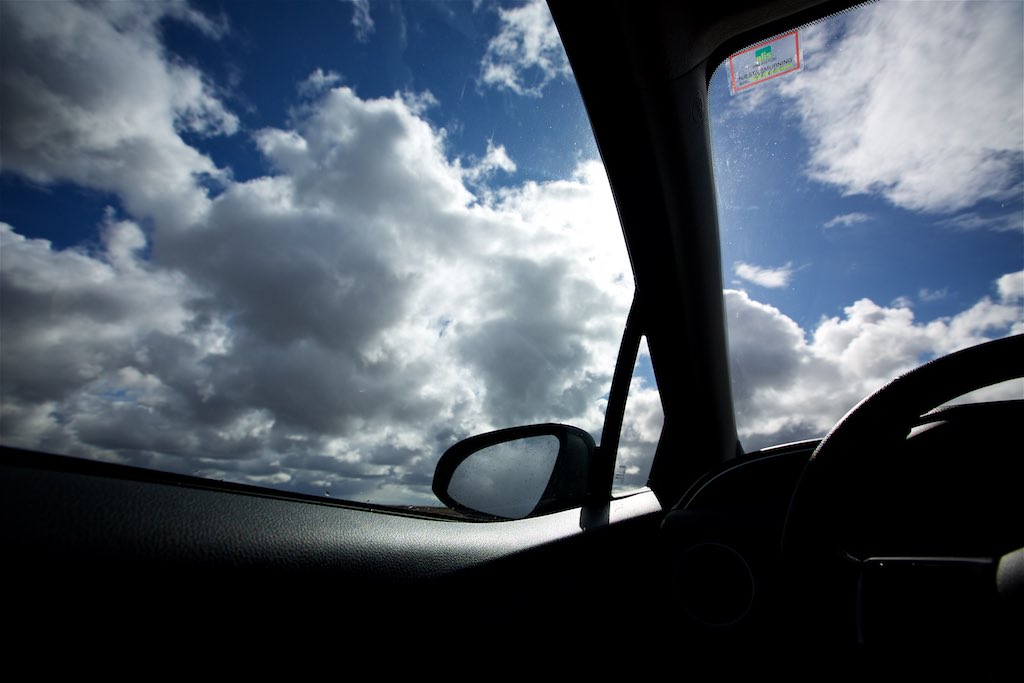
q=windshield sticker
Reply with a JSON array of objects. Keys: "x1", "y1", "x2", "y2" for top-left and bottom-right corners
[{"x1": 728, "y1": 30, "x2": 801, "y2": 94}]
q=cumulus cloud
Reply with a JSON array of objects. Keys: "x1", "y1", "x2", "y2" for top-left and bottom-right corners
[
  {"x1": 997, "y1": 271, "x2": 1024, "y2": 303},
  {"x1": 298, "y1": 68, "x2": 343, "y2": 97},
  {"x1": 0, "y1": 218, "x2": 203, "y2": 459},
  {"x1": 479, "y1": 0, "x2": 571, "y2": 96},
  {"x1": 0, "y1": 1, "x2": 238, "y2": 230},
  {"x1": 726, "y1": 270, "x2": 1024, "y2": 451},
  {"x1": 463, "y1": 140, "x2": 517, "y2": 183},
  {"x1": 735, "y1": 261, "x2": 794, "y2": 288},
  {"x1": 780, "y1": 2, "x2": 1024, "y2": 214},
  {"x1": 0, "y1": 1, "x2": 632, "y2": 505},
  {"x1": 823, "y1": 212, "x2": 872, "y2": 229}
]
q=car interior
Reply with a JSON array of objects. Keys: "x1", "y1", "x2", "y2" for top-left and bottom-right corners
[{"x1": 2, "y1": 0, "x2": 1021, "y2": 657}]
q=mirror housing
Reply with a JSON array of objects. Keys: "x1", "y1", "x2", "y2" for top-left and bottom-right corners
[{"x1": 432, "y1": 424, "x2": 597, "y2": 520}]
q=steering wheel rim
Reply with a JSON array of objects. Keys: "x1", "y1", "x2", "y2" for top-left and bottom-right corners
[{"x1": 780, "y1": 333, "x2": 1024, "y2": 642}]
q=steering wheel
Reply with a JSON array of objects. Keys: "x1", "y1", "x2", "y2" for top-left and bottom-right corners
[{"x1": 781, "y1": 333, "x2": 1024, "y2": 646}]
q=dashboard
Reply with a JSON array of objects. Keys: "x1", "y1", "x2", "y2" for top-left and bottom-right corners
[{"x1": 661, "y1": 402, "x2": 1022, "y2": 648}]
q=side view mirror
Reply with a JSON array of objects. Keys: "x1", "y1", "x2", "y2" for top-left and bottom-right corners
[{"x1": 432, "y1": 424, "x2": 597, "y2": 520}]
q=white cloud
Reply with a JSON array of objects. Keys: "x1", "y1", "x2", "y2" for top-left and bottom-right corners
[
  {"x1": 937, "y1": 212, "x2": 1024, "y2": 233},
  {"x1": 735, "y1": 261, "x2": 794, "y2": 288},
  {"x1": 345, "y1": 0, "x2": 375, "y2": 42},
  {"x1": 725, "y1": 270, "x2": 1024, "y2": 451},
  {"x1": 463, "y1": 140, "x2": 517, "y2": 183},
  {"x1": 918, "y1": 287, "x2": 949, "y2": 302},
  {"x1": 0, "y1": 1, "x2": 238, "y2": 231},
  {"x1": 779, "y1": 2, "x2": 1024, "y2": 213},
  {"x1": 0, "y1": 217, "x2": 203, "y2": 460},
  {"x1": 298, "y1": 68, "x2": 343, "y2": 97},
  {"x1": 997, "y1": 271, "x2": 1024, "y2": 304},
  {"x1": 0, "y1": 4, "x2": 632, "y2": 505},
  {"x1": 890, "y1": 295, "x2": 914, "y2": 309},
  {"x1": 823, "y1": 212, "x2": 872, "y2": 229},
  {"x1": 479, "y1": 0, "x2": 570, "y2": 97},
  {"x1": 80, "y1": 0, "x2": 229, "y2": 40},
  {"x1": 399, "y1": 89, "x2": 439, "y2": 116}
]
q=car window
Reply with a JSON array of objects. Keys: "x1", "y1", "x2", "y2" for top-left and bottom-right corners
[
  {"x1": 613, "y1": 336, "x2": 663, "y2": 496},
  {"x1": 709, "y1": 0, "x2": 1024, "y2": 453},
  {"x1": 0, "y1": 0, "x2": 644, "y2": 510}
]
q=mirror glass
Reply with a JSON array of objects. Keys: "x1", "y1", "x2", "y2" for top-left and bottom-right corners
[{"x1": 446, "y1": 435, "x2": 559, "y2": 519}]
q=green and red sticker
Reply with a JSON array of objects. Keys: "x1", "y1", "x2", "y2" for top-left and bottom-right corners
[{"x1": 728, "y1": 30, "x2": 802, "y2": 94}]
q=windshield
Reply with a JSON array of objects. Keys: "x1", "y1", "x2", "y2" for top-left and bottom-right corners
[
  {"x1": 710, "y1": 0, "x2": 1024, "y2": 452},
  {"x1": 0, "y1": 0, "x2": 649, "y2": 508}
]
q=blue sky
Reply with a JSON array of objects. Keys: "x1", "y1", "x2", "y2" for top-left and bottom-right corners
[{"x1": 0, "y1": 0, "x2": 1021, "y2": 502}]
